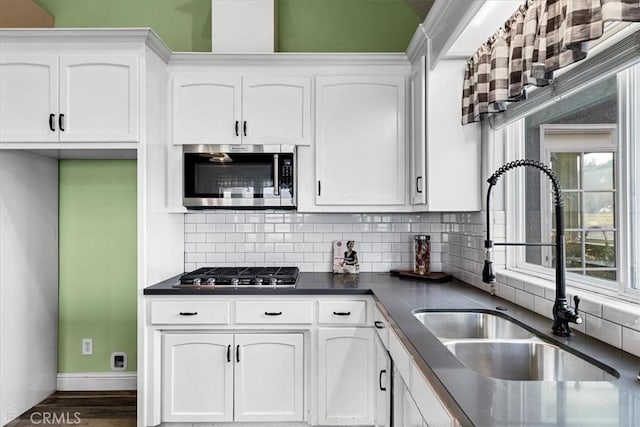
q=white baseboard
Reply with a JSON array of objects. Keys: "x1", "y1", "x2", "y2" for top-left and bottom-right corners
[{"x1": 57, "y1": 372, "x2": 137, "y2": 391}]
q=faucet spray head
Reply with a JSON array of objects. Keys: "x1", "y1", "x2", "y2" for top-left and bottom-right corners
[{"x1": 482, "y1": 240, "x2": 496, "y2": 284}]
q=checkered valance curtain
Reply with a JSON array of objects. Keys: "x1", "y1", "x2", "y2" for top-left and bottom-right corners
[{"x1": 461, "y1": 0, "x2": 640, "y2": 125}]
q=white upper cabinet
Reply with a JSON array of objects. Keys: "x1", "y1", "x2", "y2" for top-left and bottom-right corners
[
  {"x1": 170, "y1": 73, "x2": 311, "y2": 146},
  {"x1": 314, "y1": 75, "x2": 406, "y2": 208},
  {"x1": 412, "y1": 57, "x2": 481, "y2": 211},
  {"x1": 171, "y1": 74, "x2": 242, "y2": 144},
  {"x1": 0, "y1": 54, "x2": 139, "y2": 143},
  {"x1": 242, "y1": 76, "x2": 311, "y2": 145}
]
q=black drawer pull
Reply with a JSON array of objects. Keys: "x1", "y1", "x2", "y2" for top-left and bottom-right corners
[
  {"x1": 236, "y1": 344, "x2": 240, "y2": 362},
  {"x1": 235, "y1": 120, "x2": 239, "y2": 136},
  {"x1": 374, "y1": 321, "x2": 385, "y2": 329},
  {"x1": 58, "y1": 113, "x2": 65, "y2": 131},
  {"x1": 333, "y1": 311, "x2": 351, "y2": 316},
  {"x1": 178, "y1": 311, "x2": 198, "y2": 316},
  {"x1": 49, "y1": 113, "x2": 56, "y2": 131},
  {"x1": 226, "y1": 344, "x2": 231, "y2": 363},
  {"x1": 243, "y1": 120, "x2": 247, "y2": 136},
  {"x1": 264, "y1": 311, "x2": 283, "y2": 316},
  {"x1": 379, "y1": 369, "x2": 387, "y2": 391}
]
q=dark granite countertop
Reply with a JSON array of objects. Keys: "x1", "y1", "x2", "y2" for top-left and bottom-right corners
[{"x1": 145, "y1": 272, "x2": 640, "y2": 426}]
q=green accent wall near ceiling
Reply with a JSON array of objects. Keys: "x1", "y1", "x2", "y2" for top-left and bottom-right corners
[
  {"x1": 58, "y1": 160, "x2": 137, "y2": 373},
  {"x1": 33, "y1": 0, "x2": 420, "y2": 52},
  {"x1": 278, "y1": 0, "x2": 420, "y2": 52}
]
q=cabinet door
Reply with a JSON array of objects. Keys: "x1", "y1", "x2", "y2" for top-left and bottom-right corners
[
  {"x1": 162, "y1": 334, "x2": 233, "y2": 422},
  {"x1": 0, "y1": 55, "x2": 59, "y2": 142},
  {"x1": 171, "y1": 74, "x2": 241, "y2": 145},
  {"x1": 242, "y1": 76, "x2": 311, "y2": 145},
  {"x1": 59, "y1": 55, "x2": 139, "y2": 142},
  {"x1": 425, "y1": 60, "x2": 481, "y2": 211},
  {"x1": 234, "y1": 333, "x2": 304, "y2": 422},
  {"x1": 393, "y1": 367, "x2": 423, "y2": 427},
  {"x1": 318, "y1": 327, "x2": 375, "y2": 425},
  {"x1": 315, "y1": 76, "x2": 406, "y2": 206},
  {"x1": 375, "y1": 335, "x2": 391, "y2": 427},
  {"x1": 410, "y1": 56, "x2": 427, "y2": 206}
]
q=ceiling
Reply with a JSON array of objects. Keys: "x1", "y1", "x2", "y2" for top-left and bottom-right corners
[{"x1": 447, "y1": 0, "x2": 523, "y2": 57}]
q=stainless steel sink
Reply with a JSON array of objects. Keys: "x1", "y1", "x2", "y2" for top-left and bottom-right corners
[
  {"x1": 444, "y1": 340, "x2": 618, "y2": 381},
  {"x1": 413, "y1": 310, "x2": 535, "y2": 339}
]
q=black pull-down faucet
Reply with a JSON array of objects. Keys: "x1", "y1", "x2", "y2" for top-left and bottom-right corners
[{"x1": 482, "y1": 159, "x2": 582, "y2": 337}]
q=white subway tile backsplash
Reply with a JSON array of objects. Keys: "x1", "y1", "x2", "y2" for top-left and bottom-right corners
[
  {"x1": 245, "y1": 233, "x2": 265, "y2": 243},
  {"x1": 206, "y1": 233, "x2": 226, "y2": 243},
  {"x1": 185, "y1": 210, "x2": 440, "y2": 274},
  {"x1": 245, "y1": 252, "x2": 265, "y2": 262},
  {"x1": 216, "y1": 223, "x2": 235, "y2": 233},
  {"x1": 265, "y1": 252, "x2": 285, "y2": 262},
  {"x1": 622, "y1": 327, "x2": 640, "y2": 357},
  {"x1": 226, "y1": 252, "x2": 245, "y2": 263},
  {"x1": 586, "y1": 314, "x2": 622, "y2": 348}
]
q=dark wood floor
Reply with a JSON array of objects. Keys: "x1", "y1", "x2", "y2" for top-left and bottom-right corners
[{"x1": 13, "y1": 391, "x2": 136, "y2": 427}]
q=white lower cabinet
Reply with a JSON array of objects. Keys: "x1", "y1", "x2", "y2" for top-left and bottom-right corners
[
  {"x1": 375, "y1": 334, "x2": 391, "y2": 427},
  {"x1": 317, "y1": 327, "x2": 375, "y2": 425},
  {"x1": 162, "y1": 334, "x2": 234, "y2": 422},
  {"x1": 393, "y1": 366, "x2": 424, "y2": 427},
  {"x1": 162, "y1": 332, "x2": 304, "y2": 423}
]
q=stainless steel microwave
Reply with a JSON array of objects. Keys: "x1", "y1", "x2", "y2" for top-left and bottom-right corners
[{"x1": 183, "y1": 145, "x2": 296, "y2": 209}]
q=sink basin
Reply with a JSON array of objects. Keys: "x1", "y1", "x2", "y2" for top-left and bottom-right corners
[
  {"x1": 413, "y1": 310, "x2": 535, "y2": 339},
  {"x1": 444, "y1": 340, "x2": 618, "y2": 381}
]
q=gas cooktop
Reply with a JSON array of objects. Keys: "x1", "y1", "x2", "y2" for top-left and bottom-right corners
[{"x1": 177, "y1": 266, "x2": 299, "y2": 288}]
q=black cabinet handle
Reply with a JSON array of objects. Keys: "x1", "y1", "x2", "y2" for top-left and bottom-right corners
[
  {"x1": 379, "y1": 369, "x2": 387, "y2": 391},
  {"x1": 416, "y1": 176, "x2": 423, "y2": 194},
  {"x1": 58, "y1": 113, "x2": 65, "y2": 131},
  {"x1": 264, "y1": 311, "x2": 282, "y2": 316},
  {"x1": 49, "y1": 113, "x2": 56, "y2": 131},
  {"x1": 178, "y1": 312, "x2": 198, "y2": 316},
  {"x1": 374, "y1": 321, "x2": 385, "y2": 329},
  {"x1": 243, "y1": 120, "x2": 247, "y2": 136},
  {"x1": 318, "y1": 181, "x2": 321, "y2": 196},
  {"x1": 235, "y1": 120, "x2": 239, "y2": 136},
  {"x1": 226, "y1": 344, "x2": 231, "y2": 363},
  {"x1": 236, "y1": 344, "x2": 240, "y2": 363},
  {"x1": 333, "y1": 311, "x2": 351, "y2": 316}
]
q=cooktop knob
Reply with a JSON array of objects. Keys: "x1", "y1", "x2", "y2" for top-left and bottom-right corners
[
  {"x1": 206, "y1": 278, "x2": 216, "y2": 286},
  {"x1": 231, "y1": 278, "x2": 239, "y2": 287},
  {"x1": 255, "y1": 277, "x2": 263, "y2": 285},
  {"x1": 193, "y1": 278, "x2": 201, "y2": 286},
  {"x1": 270, "y1": 277, "x2": 278, "y2": 286}
]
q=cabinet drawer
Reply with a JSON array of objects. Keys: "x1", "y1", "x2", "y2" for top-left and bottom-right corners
[
  {"x1": 150, "y1": 301, "x2": 230, "y2": 325},
  {"x1": 318, "y1": 300, "x2": 367, "y2": 325},
  {"x1": 235, "y1": 301, "x2": 314, "y2": 324}
]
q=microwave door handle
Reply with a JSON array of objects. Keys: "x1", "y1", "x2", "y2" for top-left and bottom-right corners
[{"x1": 273, "y1": 154, "x2": 280, "y2": 196}]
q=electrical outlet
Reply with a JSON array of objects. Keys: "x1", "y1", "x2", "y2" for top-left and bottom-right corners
[{"x1": 82, "y1": 338, "x2": 93, "y2": 355}]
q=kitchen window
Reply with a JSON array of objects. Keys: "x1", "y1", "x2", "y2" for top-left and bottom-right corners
[{"x1": 501, "y1": 61, "x2": 640, "y2": 301}]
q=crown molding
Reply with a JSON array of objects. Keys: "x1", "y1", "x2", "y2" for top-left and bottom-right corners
[
  {"x1": 169, "y1": 52, "x2": 410, "y2": 67},
  {"x1": 0, "y1": 28, "x2": 172, "y2": 63},
  {"x1": 406, "y1": 24, "x2": 429, "y2": 64}
]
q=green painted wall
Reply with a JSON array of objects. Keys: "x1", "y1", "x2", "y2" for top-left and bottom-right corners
[
  {"x1": 58, "y1": 160, "x2": 137, "y2": 373},
  {"x1": 33, "y1": 0, "x2": 420, "y2": 52},
  {"x1": 278, "y1": 0, "x2": 420, "y2": 52}
]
